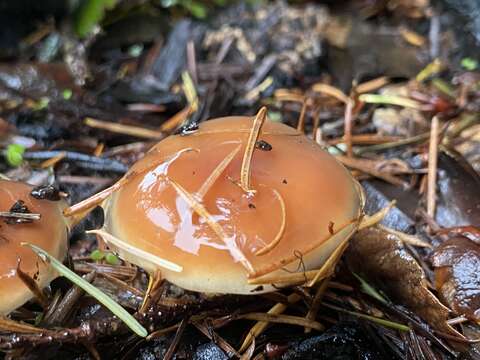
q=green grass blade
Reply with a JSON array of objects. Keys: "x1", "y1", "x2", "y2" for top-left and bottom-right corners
[
  {"x1": 22, "y1": 242, "x2": 147, "y2": 337},
  {"x1": 352, "y1": 272, "x2": 388, "y2": 304}
]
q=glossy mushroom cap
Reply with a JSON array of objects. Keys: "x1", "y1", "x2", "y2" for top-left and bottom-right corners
[
  {"x1": 103, "y1": 116, "x2": 363, "y2": 294},
  {"x1": 0, "y1": 180, "x2": 68, "y2": 314}
]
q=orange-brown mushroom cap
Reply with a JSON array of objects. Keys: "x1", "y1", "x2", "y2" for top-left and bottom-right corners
[
  {"x1": 0, "y1": 180, "x2": 68, "y2": 314},
  {"x1": 102, "y1": 116, "x2": 363, "y2": 294}
]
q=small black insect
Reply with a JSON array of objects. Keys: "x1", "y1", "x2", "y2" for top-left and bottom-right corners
[
  {"x1": 30, "y1": 185, "x2": 61, "y2": 201},
  {"x1": 255, "y1": 140, "x2": 272, "y2": 151},
  {"x1": 3, "y1": 200, "x2": 36, "y2": 224},
  {"x1": 10, "y1": 200, "x2": 29, "y2": 214},
  {"x1": 178, "y1": 121, "x2": 199, "y2": 136}
]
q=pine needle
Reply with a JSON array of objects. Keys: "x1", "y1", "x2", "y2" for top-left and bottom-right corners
[
  {"x1": 238, "y1": 312, "x2": 324, "y2": 331},
  {"x1": 63, "y1": 176, "x2": 129, "y2": 218},
  {"x1": 239, "y1": 293, "x2": 301, "y2": 352},
  {"x1": 358, "y1": 200, "x2": 396, "y2": 230},
  {"x1": 311, "y1": 83, "x2": 349, "y2": 103},
  {"x1": 197, "y1": 144, "x2": 241, "y2": 199},
  {"x1": 323, "y1": 302, "x2": 410, "y2": 332},
  {"x1": 240, "y1": 107, "x2": 267, "y2": 193},
  {"x1": 254, "y1": 189, "x2": 286, "y2": 256},
  {"x1": 358, "y1": 94, "x2": 422, "y2": 109},
  {"x1": 247, "y1": 269, "x2": 325, "y2": 285},
  {"x1": 169, "y1": 177, "x2": 253, "y2": 273}
]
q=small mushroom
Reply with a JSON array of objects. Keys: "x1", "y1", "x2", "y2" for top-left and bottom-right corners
[
  {"x1": 0, "y1": 180, "x2": 68, "y2": 314},
  {"x1": 68, "y1": 109, "x2": 364, "y2": 294}
]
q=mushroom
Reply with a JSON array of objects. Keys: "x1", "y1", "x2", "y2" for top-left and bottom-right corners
[
  {"x1": 0, "y1": 180, "x2": 68, "y2": 314},
  {"x1": 67, "y1": 108, "x2": 364, "y2": 294}
]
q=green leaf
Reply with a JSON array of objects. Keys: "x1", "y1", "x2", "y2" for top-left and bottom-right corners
[
  {"x1": 62, "y1": 89, "x2": 73, "y2": 100},
  {"x1": 6, "y1": 144, "x2": 25, "y2": 167},
  {"x1": 461, "y1": 57, "x2": 478, "y2": 71},
  {"x1": 74, "y1": 0, "x2": 118, "y2": 38},
  {"x1": 186, "y1": 1, "x2": 207, "y2": 18},
  {"x1": 22, "y1": 242, "x2": 148, "y2": 338},
  {"x1": 33, "y1": 97, "x2": 50, "y2": 111},
  {"x1": 105, "y1": 252, "x2": 120, "y2": 265},
  {"x1": 90, "y1": 249, "x2": 105, "y2": 261}
]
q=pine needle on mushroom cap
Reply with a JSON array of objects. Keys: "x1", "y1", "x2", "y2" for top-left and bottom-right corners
[{"x1": 240, "y1": 107, "x2": 267, "y2": 193}]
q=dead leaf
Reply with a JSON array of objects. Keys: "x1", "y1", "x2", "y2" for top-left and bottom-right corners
[
  {"x1": 432, "y1": 236, "x2": 480, "y2": 321},
  {"x1": 346, "y1": 226, "x2": 458, "y2": 335}
]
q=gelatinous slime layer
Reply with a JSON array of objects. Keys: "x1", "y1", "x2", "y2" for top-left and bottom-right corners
[
  {"x1": 0, "y1": 180, "x2": 68, "y2": 314},
  {"x1": 104, "y1": 116, "x2": 363, "y2": 294}
]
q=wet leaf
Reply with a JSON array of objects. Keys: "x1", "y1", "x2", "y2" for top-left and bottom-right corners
[
  {"x1": 346, "y1": 226, "x2": 458, "y2": 335},
  {"x1": 436, "y1": 150, "x2": 480, "y2": 227},
  {"x1": 432, "y1": 236, "x2": 480, "y2": 321}
]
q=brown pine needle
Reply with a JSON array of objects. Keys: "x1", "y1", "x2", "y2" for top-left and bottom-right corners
[
  {"x1": 358, "y1": 200, "x2": 396, "y2": 230},
  {"x1": 336, "y1": 155, "x2": 410, "y2": 189},
  {"x1": 239, "y1": 293, "x2": 301, "y2": 352},
  {"x1": 238, "y1": 312, "x2": 324, "y2": 331},
  {"x1": 146, "y1": 323, "x2": 181, "y2": 340},
  {"x1": 240, "y1": 337, "x2": 255, "y2": 360},
  {"x1": 356, "y1": 76, "x2": 389, "y2": 94},
  {"x1": 169, "y1": 177, "x2": 253, "y2": 273},
  {"x1": 247, "y1": 269, "x2": 324, "y2": 285},
  {"x1": 379, "y1": 225, "x2": 433, "y2": 248},
  {"x1": 254, "y1": 189, "x2": 286, "y2": 256},
  {"x1": 159, "y1": 106, "x2": 192, "y2": 132},
  {"x1": 193, "y1": 321, "x2": 239, "y2": 357},
  {"x1": 197, "y1": 144, "x2": 242, "y2": 199},
  {"x1": 307, "y1": 239, "x2": 350, "y2": 287},
  {"x1": 311, "y1": 83, "x2": 349, "y2": 103},
  {"x1": 274, "y1": 89, "x2": 305, "y2": 103},
  {"x1": 296, "y1": 100, "x2": 308, "y2": 132},
  {"x1": 0, "y1": 317, "x2": 46, "y2": 334},
  {"x1": 140, "y1": 270, "x2": 163, "y2": 313},
  {"x1": 305, "y1": 277, "x2": 330, "y2": 334},
  {"x1": 16, "y1": 263, "x2": 49, "y2": 308},
  {"x1": 240, "y1": 107, "x2": 268, "y2": 193},
  {"x1": 344, "y1": 98, "x2": 355, "y2": 157},
  {"x1": 248, "y1": 217, "x2": 360, "y2": 281},
  {"x1": 427, "y1": 116, "x2": 440, "y2": 219},
  {"x1": 63, "y1": 176, "x2": 128, "y2": 218},
  {"x1": 40, "y1": 151, "x2": 66, "y2": 168},
  {"x1": 93, "y1": 143, "x2": 104, "y2": 157},
  {"x1": 312, "y1": 107, "x2": 322, "y2": 142},
  {"x1": 84, "y1": 117, "x2": 164, "y2": 140}
]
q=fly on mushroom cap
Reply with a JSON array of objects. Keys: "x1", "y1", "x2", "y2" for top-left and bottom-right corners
[
  {"x1": 87, "y1": 109, "x2": 364, "y2": 294},
  {"x1": 0, "y1": 180, "x2": 68, "y2": 314}
]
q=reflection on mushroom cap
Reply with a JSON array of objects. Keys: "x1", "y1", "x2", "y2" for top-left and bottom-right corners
[
  {"x1": 0, "y1": 180, "x2": 68, "y2": 314},
  {"x1": 104, "y1": 116, "x2": 363, "y2": 294}
]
